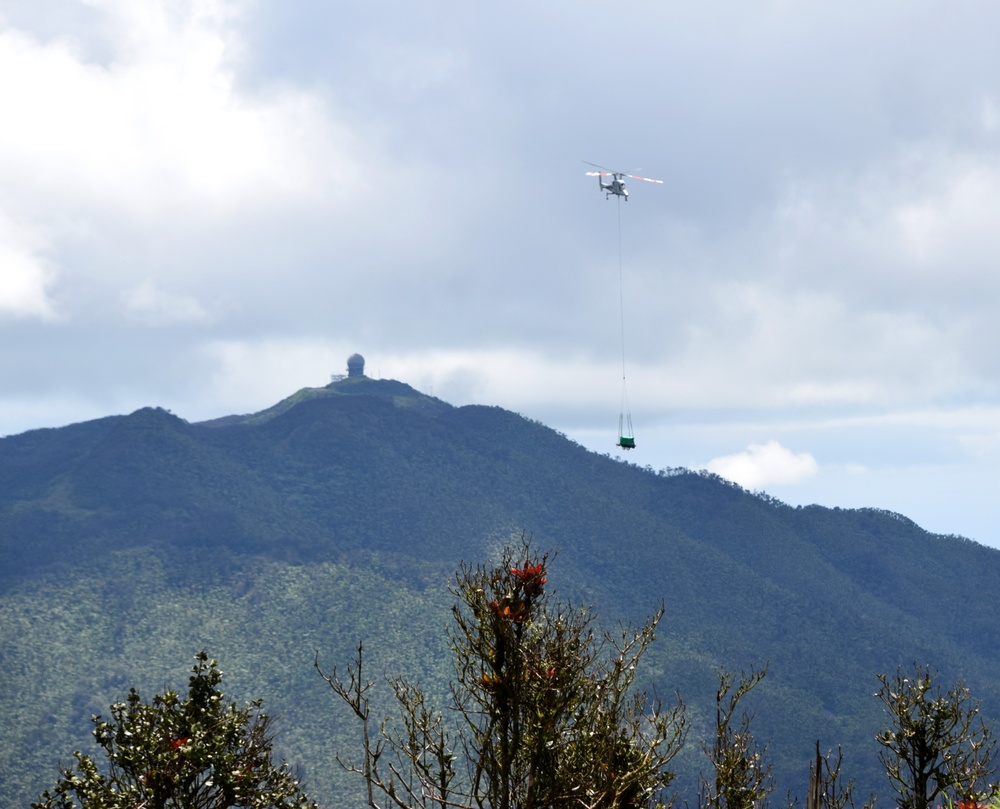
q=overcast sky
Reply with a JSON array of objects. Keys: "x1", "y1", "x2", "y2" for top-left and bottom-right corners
[{"x1": 3, "y1": 0, "x2": 1000, "y2": 548}]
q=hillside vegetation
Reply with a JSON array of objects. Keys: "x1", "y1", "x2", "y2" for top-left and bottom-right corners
[{"x1": 2, "y1": 376, "x2": 999, "y2": 807}]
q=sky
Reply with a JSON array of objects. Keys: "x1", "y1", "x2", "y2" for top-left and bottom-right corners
[{"x1": 2, "y1": 1, "x2": 1000, "y2": 549}]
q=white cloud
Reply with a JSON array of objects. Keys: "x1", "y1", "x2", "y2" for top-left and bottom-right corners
[
  {"x1": 0, "y1": 2, "x2": 354, "y2": 213},
  {"x1": 122, "y1": 280, "x2": 209, "y2": 324},
  {"x1": 0, "y1": 0, "x2": 377, "y2": 339},
  {"x1": 706, "y1": 440, "x2": 819, "y2": 489},
  {"x1": 197, "y1": 342, "x2": 624, "y2": 419},
  {"x1": 647, "y1": 139, "x2": 1000, "y2": 415},
  {"x1": 0, "y1": 213, "x2": 56, "y2": 320},
  {"x1": 0, "y1": 0, "x2": 380, "y2": 338},
  {"x1": 891, "y1": 152, "x2": 1000, "y2": 276},
  {"x1": 199, "y1": 338, "x2": 355, "y2": 418},
  {"x1": 769, "y1": 139, "x2": 1000, "y2": 307}
]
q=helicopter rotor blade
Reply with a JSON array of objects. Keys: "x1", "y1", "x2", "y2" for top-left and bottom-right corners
[{"x1": 585, "y1": 161, "x2": 662, "y2": 183}]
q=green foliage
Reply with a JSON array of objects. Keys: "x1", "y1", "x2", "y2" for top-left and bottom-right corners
[
  {"x1": 875, "y1": 663, "x2": 998, "y2": 809},
  {"x1": 0, "y1": 546, "x2": 454, "y2": 808},
  {"x1": 320, "y1": 536, "x2": 687, "y2": 809},
  {"x1": 33, "y1": 652, "x2": 317, "y2": 809}
]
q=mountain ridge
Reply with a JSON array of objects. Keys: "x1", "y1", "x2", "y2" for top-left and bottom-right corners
[{"x1": 2, "y1": 375, "x2": 998, "y2": 807}]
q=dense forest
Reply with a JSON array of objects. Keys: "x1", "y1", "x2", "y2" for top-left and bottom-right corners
[
  {"x1": 3, "y1": 376, "x2": 1000, "y2": 807},
  {"x1": 32, "y1": 542, "x2": 1000, "y2": 809}
]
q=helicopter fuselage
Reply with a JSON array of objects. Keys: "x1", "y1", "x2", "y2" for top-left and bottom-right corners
[{"x1": 599, "y1": 174, "x2": 628, "y2": 199}]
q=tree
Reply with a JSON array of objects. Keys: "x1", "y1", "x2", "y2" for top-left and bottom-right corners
[
  {"x1": 699, "y1": 666, "x2": 774, "y2": 809},
  {"x1": 318, "y1": 535, "x2": 687, "y2": 809},
  {"x1": 33, "y1": 651, "x2": 317, "y2": 809},
  {"x1": 806, "y1": 741, "x2": 874, "y2": 809},
  {"x1": 875, "y1": 663, "x2": 998, "y2": 809}
]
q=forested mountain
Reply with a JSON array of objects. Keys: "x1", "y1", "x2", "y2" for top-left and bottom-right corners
[{"x1": 2, "y1": 375, "x2": 999, "y2": 807}]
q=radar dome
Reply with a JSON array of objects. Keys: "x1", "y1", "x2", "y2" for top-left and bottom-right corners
[{"x1": 346, "y1": 353, "x2": 366, "y2": 378}]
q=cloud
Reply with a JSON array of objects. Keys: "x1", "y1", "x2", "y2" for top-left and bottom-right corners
[
  {"x1": 199, "y1": 337, "x2": 355, "y2": 418},
  {"x1": 0, "y1": 0, "x2": 369, "y2": 328},
  {"x1": 626, "y1": 136, "x2": 1000, "y2": 416},
  {"x1": 706, "y1": 441, "x2": 820, "y2": 489},
  {"x1": 0, "y1": 1, "x2": 356, "y2": 212},
  {"x1": 0, "y1": 0, "x2": 417, "y2": 362},
  {"x1": 891, "y1": 151, "x2": 1000, "y2": 280},
  {"x1": 0, "y1": 213, "x2": 56, "y2": 320},
  {"x1": 122, "y1": 280, "x2": 209, "y2": 325},
  {"x1": 193, "y1": 342, "x2": 622, "y2": 422}
]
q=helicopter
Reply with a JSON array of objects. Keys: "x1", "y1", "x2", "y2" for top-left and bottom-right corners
[{"x1": 584, "y1": 161, "x2": 663, "y2": 200}]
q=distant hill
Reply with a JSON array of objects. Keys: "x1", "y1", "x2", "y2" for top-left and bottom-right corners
[{"x1": 2, "y1": 375, "x2": 999, "y2": 807}]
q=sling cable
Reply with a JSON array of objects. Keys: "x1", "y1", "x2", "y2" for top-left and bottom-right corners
[
  {"x1": 583, "y1": 162, "x2": 662, "y2": 450},
  {"x1": 615, "y1": 195, "x2": 635, "y2": 450}
]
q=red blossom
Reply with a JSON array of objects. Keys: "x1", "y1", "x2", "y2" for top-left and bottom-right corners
[
  {"x1": 510, "y1": 563, "x2": 547, "y2": 596},
  {"x1": 510, "y1": 563, "x2": 546, "y2": 582},
  {"x1": 169, "y1": 737, "x2": 190, "y2": 750}
]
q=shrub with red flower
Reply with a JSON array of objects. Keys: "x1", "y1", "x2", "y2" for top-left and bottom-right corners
[{"x1": 321, "y1": 534, "x2": 686, "y2": 809}]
